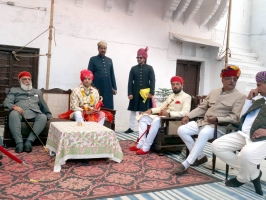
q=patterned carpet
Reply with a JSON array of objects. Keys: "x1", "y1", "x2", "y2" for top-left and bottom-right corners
[{"x1": 0, "y1": 140, "x2": 219, "y2": 200}]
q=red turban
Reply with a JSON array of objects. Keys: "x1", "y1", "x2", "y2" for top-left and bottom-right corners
[
  {"x1": 80, "y1": 70, "x2": 94, "y2": 81},
  {"x1": 18, "y1": 71, "x2": 31, "y2": 79},
  {"x1": 170, "y1": 76, "x2": 184, "y2": 84},
  {"x1": 137, "y1": 46, "x2": 149, "y2": 59},
  {"x1": 220, "y1": 65, "x2": 241, "y2": 78}
]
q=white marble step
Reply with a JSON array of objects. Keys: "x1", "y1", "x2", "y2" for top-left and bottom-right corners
[
  {"x1": 230, "y1": 51, "x2": 258, "y2": 61},
  {"x1": 228, "y1": 57, "x2": 264, "y2": 66}
]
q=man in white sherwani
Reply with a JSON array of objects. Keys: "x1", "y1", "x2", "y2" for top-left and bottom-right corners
[
  {"x1": 211, "y1": 71, "x2": 266, "y2": 196},
  {"x1": 130, "y1": 76, "x2": 191, "y2": 155}
]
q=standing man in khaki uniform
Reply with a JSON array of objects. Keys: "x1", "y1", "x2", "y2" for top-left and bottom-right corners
[{"x1": 174, "y1": 66, "x2": 246, "y2": 174}]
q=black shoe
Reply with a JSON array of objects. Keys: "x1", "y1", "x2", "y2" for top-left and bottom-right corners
[
  {"x1": 23, "y1": 143, "x2": 32, "y2": 153},
  {"x1": 225, "y1": 177, "x2": 245, "y2": 187},
  {"x1": 15, "y1": 143, "x2": 24, "y2": 153},
  {"x1": 124, "y1": 128, "x2": 134, "y2": 133},
  {"x1": 252, "y1": 170, "x2": 263, "y2": 196},
  {"x1": 0, "y1": 153, "x2": 2, "y2": 160}
]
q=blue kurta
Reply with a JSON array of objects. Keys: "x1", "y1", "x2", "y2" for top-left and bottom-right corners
[{"x1": 88, "y1": 54, "x2": 117, "y2": 109}]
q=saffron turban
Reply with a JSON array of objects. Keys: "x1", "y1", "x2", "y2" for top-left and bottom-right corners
[
  {"x1": 97, "y1": 41, "x2": 107, "y2": 48},
  {"x1": 80, "y1": 70, "x2": 94, "y2": 81},
  {"x1": 256, "y1": 71, "x2": 266, "y2": 82},
  {"x1": 137, "y1": 46, "x2": 149, "y2": 59},
  {"x1": 18, "y1": 71, "x2": 31, "y2": 79},
  {"x1": 170, "y1": 76, "x2": 184, "y2": 84},
  {"x1": 220, "y1": 65, "x2": 241, "y2": 78}
]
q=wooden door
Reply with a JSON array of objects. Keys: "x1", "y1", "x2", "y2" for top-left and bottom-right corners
[
  {"x1": 176, "y1": 60, "x2": 200, "y2": 97},
  {"x1": 0, "y1": 45, "x2": 39, "y2": 125}
]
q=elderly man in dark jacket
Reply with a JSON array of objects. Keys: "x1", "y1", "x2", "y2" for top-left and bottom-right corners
[
  {"x1": 212, "y1": 71, "x2": 266, "y2": 196},
  {"x1": 3, "y1": 71, "x2": 52, "y2": 153},
  {"x1": 124, "y1": 47, "x2": 155, "y2": 133}
]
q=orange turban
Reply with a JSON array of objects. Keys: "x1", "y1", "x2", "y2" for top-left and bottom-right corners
[
  {"x1": 220, "y1": 65, "x2": 241, "y2": 78},
  {"x1": 80, "y1": 70, "x2": 94, "y2": 81},
  {"x1": 170, "y1": 76, "x2": 184, "y2": 84},
  {"x1": 18, "y1": 71, "x2": 31, "y2": 79}
]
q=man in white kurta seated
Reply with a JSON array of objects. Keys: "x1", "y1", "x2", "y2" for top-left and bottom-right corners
[
  {"x1": 129, "y1": 76, "x2": 191, "y2": 155},
  {"x1": 70, "y1": 69, "x2": 106, "y2": 125},
  {"x1": 211, "y1": 71, "x2": 266, "y2": 196}
]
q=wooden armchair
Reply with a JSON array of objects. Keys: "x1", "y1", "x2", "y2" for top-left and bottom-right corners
[
  {"x1": 3, "y1": 88, "x2": 116, "y2": 146},
  {"x1": 150, "y1": 96, "x2": 197, "y2": 155}
]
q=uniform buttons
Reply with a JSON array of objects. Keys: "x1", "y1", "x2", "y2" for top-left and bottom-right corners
[
  {"x1": 28, "y1": 97, "x2": 30, "y2": 99},
  {"x1": 140, "y1": 78, "x2": 142, "y2": 79},
  {"x1": 104, "y1": 65, "x2": 105, "y2": 66}
]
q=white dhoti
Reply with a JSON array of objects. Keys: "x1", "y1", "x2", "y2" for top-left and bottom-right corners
[
  {"x1": 136, "y1": 115, "x2": 161, "y2": 152},
  {"x1": 178, "y1": 121, "x2": 223, "y2": 164},
  {"x1": 211, "y1": 132, "x2": 266, "y2": 182}
]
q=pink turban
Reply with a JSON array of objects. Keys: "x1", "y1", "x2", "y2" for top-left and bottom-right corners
[
  {"x1": 137, "y1": 47, "x2": 149, "y2": 59},
  {"x1": 256, "y1": 71, "x2": 266, "y2": 82},
  {"x1": 170, "y1": 76, "x2": 184, "y2": 84},
  {"x1": 80, "y1": 70, "x2": 94, "y2": 81}
]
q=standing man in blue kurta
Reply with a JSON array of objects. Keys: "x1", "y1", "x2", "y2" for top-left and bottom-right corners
[
  {"x1": 88, "y1": 41, "x2": 117, "y2": 109},
  {"x1": 124, "y1": 47, "x2": 155, "y2": 133}
]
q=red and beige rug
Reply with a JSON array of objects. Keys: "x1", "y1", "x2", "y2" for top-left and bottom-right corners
[{"x1": 0, "y1": 140, "x2": 218, "y2": 199}]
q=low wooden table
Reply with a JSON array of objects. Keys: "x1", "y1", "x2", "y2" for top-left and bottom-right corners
[{"x1": 46, "y1": 122, "x2": 124, "y2": 172}]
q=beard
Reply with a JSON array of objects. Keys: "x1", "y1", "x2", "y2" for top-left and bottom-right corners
[
  {"x1": 20, "y1": 81, "x2": 32, "y2": 91},
  {"x1": 173, "y1": 88, "x2": 182, "y2": 94}
]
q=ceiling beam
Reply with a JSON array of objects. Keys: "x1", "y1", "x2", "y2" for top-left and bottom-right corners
[
  {"x1": 105, "y1": 0, "x2": 115, "y2": 12},
  {"x1": 200, "y1": 0, "x2": 221, "y2": 28},
  {"x1": 183, "y1": 0, "x2": 204, "y2": 25},
  {"x1": 206, "y1": 0, "x2": 229, "y2": 30},
  {"x1": 173, "y1": 0, "x2": 191, "y2": 23},
  {"x1": 163, "y1": 0, "x2": 181, "y2": 22},
  {"x1": 127, "y1": 0, "x2": 138, "y2": 16},
  {"x1": 76, "y1": 0, "x2": 85, "y2": 7}
]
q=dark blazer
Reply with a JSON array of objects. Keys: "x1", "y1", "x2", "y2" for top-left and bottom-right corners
[
  {"x1": 127, "y1": 64, "x2": 155, "y2": 112},
  {"x1": 3, "y1": 87, "x2": 52, "y2": 119},
  {"x1": 88, "y1": 54, "x2": 117, "y2": 109}
]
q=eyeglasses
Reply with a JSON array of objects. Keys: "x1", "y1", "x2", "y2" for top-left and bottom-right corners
[
  {"x1": 223, "y1": 77, "x2": 238, "y2": 82},
  {"x1": 136, "y1": 57, "x2": 143, "y2": 59}
]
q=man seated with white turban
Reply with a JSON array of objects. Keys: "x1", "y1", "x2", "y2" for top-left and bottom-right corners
[
  {"x1": 174, "y1": 65, "x2": 246, "y2": 175},
  {"x1": 130, "y1": 76, "x2": 191, "y2": 155},
  {"x1": 3, "y1": 71, "x2": 52, "y2": 153},
  {"x1": 211, "y1": 71, "x2": 266, "y2": 196}
]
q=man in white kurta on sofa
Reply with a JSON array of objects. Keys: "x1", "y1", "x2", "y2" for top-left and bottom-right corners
[
  {"x1": 211, "y1": 71, "x2": 266, "y2": 196},
  {"x1": 129, "y1": 76, "x2": 191, "y2": 155},
  {"x1": 174, "y1": 65, "x2": 246, "y2": 175}
]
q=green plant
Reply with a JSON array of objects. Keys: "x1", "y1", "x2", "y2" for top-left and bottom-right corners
[{"x1": 155, "y1": 88, "x2": 172, "y2": 103}]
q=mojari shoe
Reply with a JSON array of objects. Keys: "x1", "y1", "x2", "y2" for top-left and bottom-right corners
[
  {"x1": 124, "y1": 128, "x2": 134, "y2": 133},
  {"x1": 173, "y1": 164, "x2": 187, "y2": 175},
  {"x1": 129, "y1": 146, "x2": 140, "y2": 151},
  {"x1": 191, "y1": 155, "x2": 208, "y2": 166},
  {"x1": 136, "y1": 149, "x2": 150, "y2": 155},
  {"x1": 225, "y1": 177, "x2": 245, "y2": 187}
]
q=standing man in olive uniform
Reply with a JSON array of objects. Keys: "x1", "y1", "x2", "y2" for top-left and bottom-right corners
[
  {"x1": 124, "y1": 47, "x2": 155, "y2": 133},
  {"x1": 88, "y1": 41, "x2": 117, "y2": 109}
]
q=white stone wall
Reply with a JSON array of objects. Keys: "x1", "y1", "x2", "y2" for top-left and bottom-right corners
[
  {"x1": 0, "y1": 0, "x2": 259, "y2": 131},
  {"x1": 250, "y1": 0, "x2": 266, "y2": 65}
]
